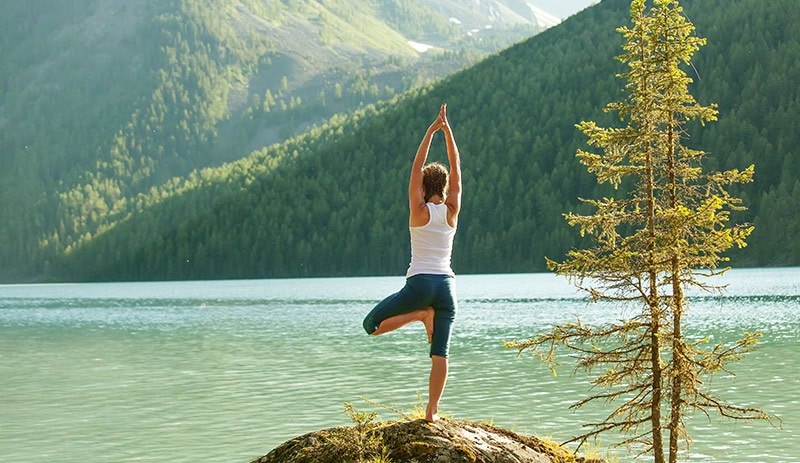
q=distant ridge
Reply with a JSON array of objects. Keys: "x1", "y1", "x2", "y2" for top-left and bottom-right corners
[
  {"x1": 0, "y1": 0, "x2": 547, "y2": 281},
  {"x1": 5, "y1": 0, "x2": 800, "y2": 281},
  {"x1": 426, "y1": 0, "x2": 561, "y2": 31}
]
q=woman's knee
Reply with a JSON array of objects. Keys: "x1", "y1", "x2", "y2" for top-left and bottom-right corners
[{"x1": 363, "y1": 312, "x2": 379, "y2": 335}]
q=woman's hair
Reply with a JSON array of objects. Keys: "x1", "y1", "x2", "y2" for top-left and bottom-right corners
[{"x1": 422, "y1": 162, "x2": 449, "y2": 202}]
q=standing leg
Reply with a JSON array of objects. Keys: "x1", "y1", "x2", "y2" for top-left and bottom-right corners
[
  {"x1": 425, "y1": 275, "x2": 457, "y2": 422},
  {"x1": 426, "y1": 355, "x2": 448, "y2": 422}
]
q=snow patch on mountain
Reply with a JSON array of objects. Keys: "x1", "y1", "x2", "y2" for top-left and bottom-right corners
[
  {"x1": 408, "y1": 41, "x2": 434, "y2": 53},
  {"x1": 427, "y1": 0, "x2": 561, "y2": 31},
  {"x1": 528, "y1": 3, "x2": 561, "y2": 28}
]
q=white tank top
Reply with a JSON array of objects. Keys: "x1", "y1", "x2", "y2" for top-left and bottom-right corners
[{"x1": 406, "y1": 203, "x2": 457, "y2": 278}]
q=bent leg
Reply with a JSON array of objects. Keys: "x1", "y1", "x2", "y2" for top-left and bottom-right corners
[
  {"x1": 372, "y1": 307, "x2": 433, "y2": 340},
  {"x1": 426, "y1": 355, "x2": 448, "y2": 422},
  {"x1": 363, "y1": 276, "x2": 435, "y2": 340}
]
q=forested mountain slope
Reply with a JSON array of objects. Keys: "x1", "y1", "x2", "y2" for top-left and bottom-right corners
[
  {"x1": 46, "y1": 0, "x2": 800, "y2": 282},
  {"x1": 0, "y1": 0, "x2": 550, "y2": 282}
]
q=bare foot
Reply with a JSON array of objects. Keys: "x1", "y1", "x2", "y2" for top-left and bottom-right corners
[
  {"x1": 422, "y1": 307, "x2": 434, "y2": 344},
  {"x1": 425, "y1": 402, "x2": 439, "y2": 422}
]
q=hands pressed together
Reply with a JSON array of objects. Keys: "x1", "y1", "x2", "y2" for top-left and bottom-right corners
[{"x1": 427, "y1": 104, "x2": 450, "y2": 134}]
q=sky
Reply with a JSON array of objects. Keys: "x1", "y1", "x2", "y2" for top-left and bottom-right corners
[{"x1": 532, "y1": 0, "x2": 600, "y2": 20}]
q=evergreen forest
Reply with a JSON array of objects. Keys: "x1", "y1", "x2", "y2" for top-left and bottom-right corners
[
  {"x1": 0, "y1": 0, "x2": 543, "y2": 282},
  {"x1": 2, "y1": 0, "x2": 799, "y2": 282}
]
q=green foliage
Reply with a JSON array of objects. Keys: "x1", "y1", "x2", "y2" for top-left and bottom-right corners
[
  {"x1": 0, "y1": 0, "x2": 542, "y2": 281},
  {"x1": 2, "y1": 0, "x2": 799, "y2": 282},
  {"x1": 375, "y1": 0, "x2": 462, "y2": 42},
  {"x1": 344, "y1": 402, "x2": 379, "y2": 430},
  {"x1": 508, "y1": 1, "x2": 778, "y2": 462},
  {"x1": 282, "y1": 402, "x2": 386, "y2": 463},
  {"x1": 361, "y1": 393, "x2": 454, "y2": 422}
]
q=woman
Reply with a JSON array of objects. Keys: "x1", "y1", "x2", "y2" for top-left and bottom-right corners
[{"x1": 362, "y1": 104, "x2": 461, "y2": 423}]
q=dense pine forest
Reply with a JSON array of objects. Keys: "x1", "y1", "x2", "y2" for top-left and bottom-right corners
[
  {"x1": 3, "y1": 0, "x2": 799, "y2": 282},
  {"x1": 0, "y1": 0, "x2": 543, "y2": 282}
]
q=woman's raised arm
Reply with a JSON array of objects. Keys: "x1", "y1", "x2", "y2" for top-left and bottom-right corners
[
  {"x1": 440, "y1": 105, "x2": 461, "y2": 225},
  {"x1": 409, "y1": 109, "x2": 445, "y2": 222}
]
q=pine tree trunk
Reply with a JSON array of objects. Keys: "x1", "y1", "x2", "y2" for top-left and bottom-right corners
[
  {"x1": 641, "y1": 26, "x2": 665, "y2": 462},
  {"x1": 649, "y1": 291, "x2": 665, "y2": 463},
  {"x1": 666, "y1": 103, "x2": 683, "y2": 463},
  {"x1": 669, "y1": 261, "x2": 684, "y2": 463},
  {"x1": 645, "y1": 127, "x2": 665, "y2": 463}
]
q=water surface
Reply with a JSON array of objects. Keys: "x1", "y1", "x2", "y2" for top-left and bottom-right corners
[{"x1": 1, "y1": 269, "x2": 797, "y2": 462}]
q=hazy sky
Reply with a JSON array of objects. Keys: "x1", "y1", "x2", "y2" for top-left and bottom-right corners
[{"x1": 532, "y1": 0, "x2": 600, "y2": 20}]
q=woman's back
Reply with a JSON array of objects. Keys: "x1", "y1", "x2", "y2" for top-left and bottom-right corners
[{"x1": 407, "y1": 203, "x2": 456, "y2": 278}]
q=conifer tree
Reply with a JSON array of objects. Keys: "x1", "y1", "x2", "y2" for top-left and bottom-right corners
[{"x1": 507, "y1": 1, "x2": 774, "y2": 461}]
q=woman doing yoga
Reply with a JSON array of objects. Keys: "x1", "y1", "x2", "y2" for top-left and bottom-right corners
[{"x1": 362, "y1": 104, "x2": 461, "y2": 423}]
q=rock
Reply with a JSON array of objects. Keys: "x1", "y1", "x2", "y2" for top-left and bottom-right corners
[{"x1": 251, "y1": 418, "x2": 605, "y2": 463}]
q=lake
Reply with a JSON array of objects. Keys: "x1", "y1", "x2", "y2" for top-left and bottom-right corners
[{"x1": 1, "y1": 268, "x2": 798, "y2": 462}]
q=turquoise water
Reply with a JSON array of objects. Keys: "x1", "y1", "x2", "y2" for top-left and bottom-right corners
[{"x1": 0, "y1": 269, "x2": 798, "y2": 462}]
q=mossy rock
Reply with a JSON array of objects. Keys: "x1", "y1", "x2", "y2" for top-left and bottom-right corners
[{"x1": 251, "y1": 419, "x2": 605, "y2": 463}]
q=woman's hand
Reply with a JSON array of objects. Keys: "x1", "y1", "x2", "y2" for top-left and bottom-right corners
[
  {"x1": 427, "y1": 116, "x2": 444, "y2": 134},
  {"x1": 427, "y1": 104, "x2": 448, "y2": 134}
]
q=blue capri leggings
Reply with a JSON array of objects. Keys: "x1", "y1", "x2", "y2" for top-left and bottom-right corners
[{"x1": 363, "y1": 274, "x2": 457, "y2": 358}]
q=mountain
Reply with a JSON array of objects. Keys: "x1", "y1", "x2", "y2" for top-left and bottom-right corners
[
  {"x1": 425, "y1": 0, "x2": 561, "y2": 29},
  {"x1": 0, "y1": 0, "x2": 556, "y2": 282},
  {"x1": 529, "y1": 5, "x2": 562, "y2": 28},
  {"x1": 4, "y1": 0, "x2": 800, "y2": 282},
  {"x1": 531, "y1": 0, "x2": 599, "y2": 20}
]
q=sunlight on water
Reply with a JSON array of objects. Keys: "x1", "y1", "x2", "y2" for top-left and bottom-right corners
[{"x1": 0, "y1": 268, "x2": 798, "y2": 462}]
